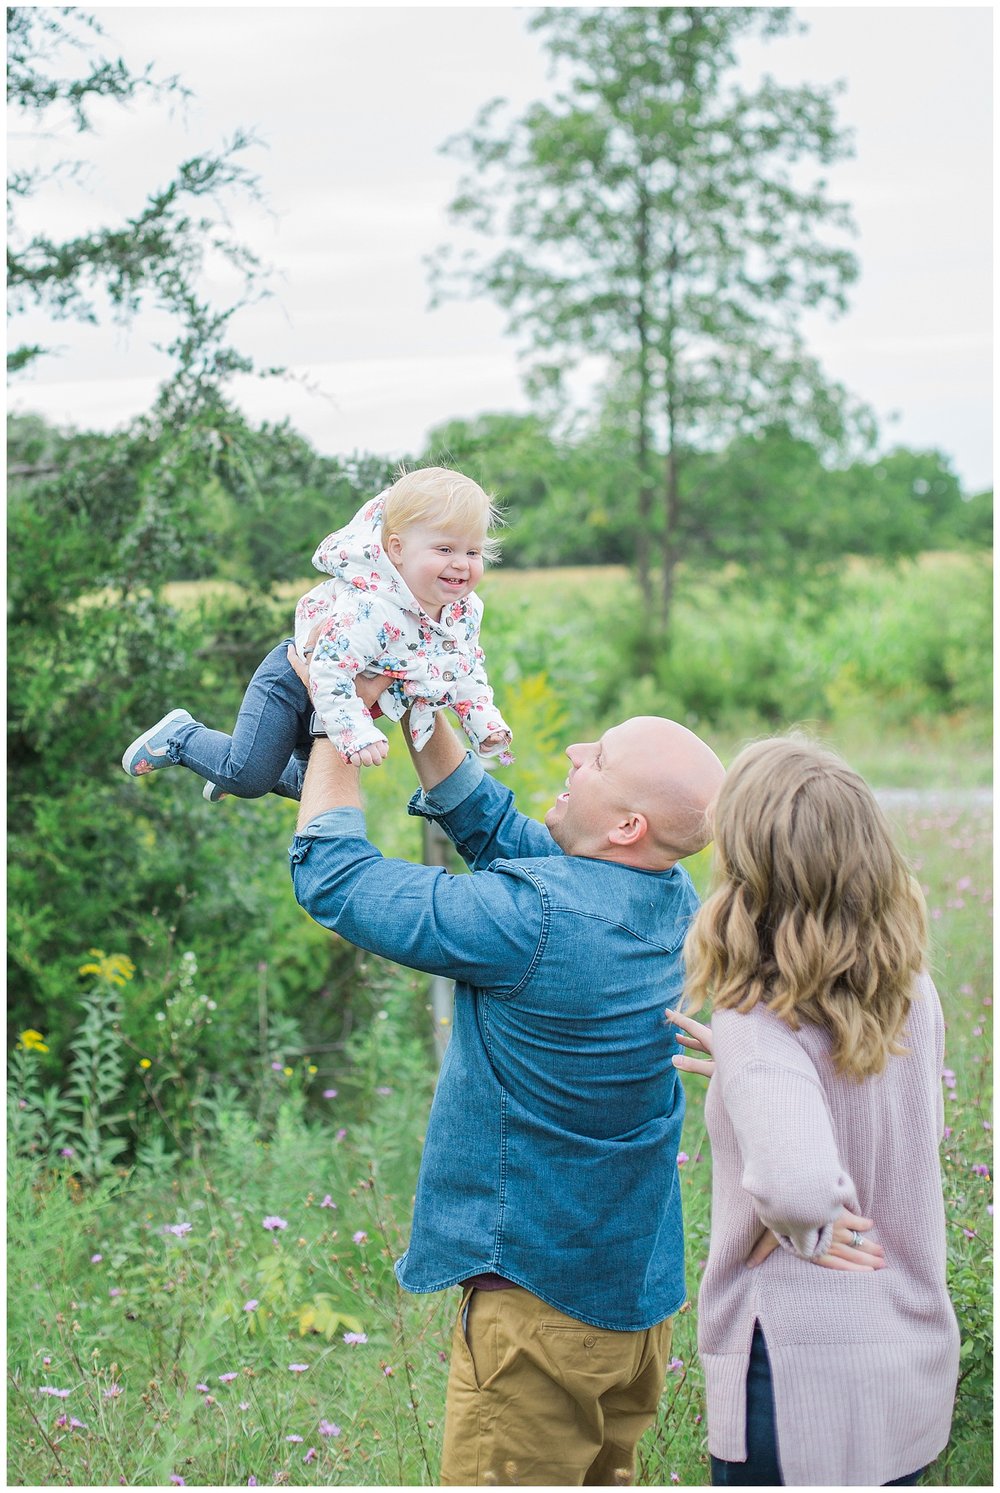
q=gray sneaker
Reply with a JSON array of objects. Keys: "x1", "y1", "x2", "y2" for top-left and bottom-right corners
[{"x1": 121, "y1": 709, "x2": 194, "y2": 777}]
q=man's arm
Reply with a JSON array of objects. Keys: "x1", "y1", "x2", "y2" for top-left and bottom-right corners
[
  {"x1": 296, "y1": 737, "x2": 362, "y2": 831},
  {"x1": 403, "y1": 709, "x2": 468, "y2": 792}
]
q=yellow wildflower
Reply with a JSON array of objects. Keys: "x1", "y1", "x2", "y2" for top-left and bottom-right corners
[
  {"x1": 78, "y1": 950, "x2": 136, "y2": 986},
  {"x1": 139, "y1": 1058, "x2": 152, "y2": 1070},
  {"x1": 19, "y1": 1029, "x2": 49, "y2": 1053}
]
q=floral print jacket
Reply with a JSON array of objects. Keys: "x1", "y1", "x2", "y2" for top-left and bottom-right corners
[{"x1": 293, "y1": 494, "x2": 512, "y2": 761}]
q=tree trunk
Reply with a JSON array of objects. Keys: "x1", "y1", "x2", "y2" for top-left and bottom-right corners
[
  {"x1": 634, "y1": 178, "x2": 655, "y2": 632},
  {"x1": 660, "y1": 445, "x2": 681, "y2": 633}
]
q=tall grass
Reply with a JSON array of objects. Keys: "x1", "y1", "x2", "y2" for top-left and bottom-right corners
[
  {"x1": 8, "y1": 793, "x2": 991, "y2": 1486},
  {"x1": 9, "y1": 555, "x2": 991, "y2": 1485}
]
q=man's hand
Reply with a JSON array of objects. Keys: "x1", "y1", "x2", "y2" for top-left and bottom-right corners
[
  {"x1": 668, "y1": 1007, "x2": 715, "y2": 1078},
  {"x1": 404, "y1": 710, "x2": 469, "y2": 793},
  {"x1": 746, "y1": 1208, "x2": 886, "y2": 1272},
  {"x1": 285, "y1": 638, "x2": 393, "y2": 715}
]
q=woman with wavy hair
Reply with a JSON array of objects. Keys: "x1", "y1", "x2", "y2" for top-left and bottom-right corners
[{"x1": 671, "y1": 736, "x2": 959, "y2": 1486}]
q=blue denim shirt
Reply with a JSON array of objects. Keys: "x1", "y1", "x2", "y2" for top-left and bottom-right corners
[{"x1": 289, "y1": 752, "x2": 698, "y2": 1331}]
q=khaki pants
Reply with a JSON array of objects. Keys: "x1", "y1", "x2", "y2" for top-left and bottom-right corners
[{"x1": 439, "y1": 1284, "x2": 673, "y2": 1486}]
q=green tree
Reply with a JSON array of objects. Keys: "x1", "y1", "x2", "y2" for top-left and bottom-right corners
[
  {"x1": 421, "y1": 411, "x2": 631, "y2": 567},
  {"x1": 7, "y1": 5, "x2": 267, "y2": 377},
  {"x1": 430, "y1": 5, "x2": 875, "y2": 635},
  {"x1": 825, "y1": 447, "x2": 976, "y2": 557}
]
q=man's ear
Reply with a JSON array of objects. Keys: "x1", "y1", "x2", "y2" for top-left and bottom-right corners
[{"x1": 609, "y1": 812, "x2": 648, "y2": 848}]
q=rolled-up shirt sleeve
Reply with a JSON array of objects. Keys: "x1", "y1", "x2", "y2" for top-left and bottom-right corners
[
  {"x1": 289, "y1": 801, "x2": 543, "y2": 992},
  {"x1": 408, "y1": 752, "x2": 560, "y2": 869}
]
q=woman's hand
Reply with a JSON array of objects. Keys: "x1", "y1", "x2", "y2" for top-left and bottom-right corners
[
  {"x1": 668, "y1": 1007, "x2": 715, "y2": 1078},
  {"x1": 746, "y1": 1208, "x2": 886, "y2": 1272}
]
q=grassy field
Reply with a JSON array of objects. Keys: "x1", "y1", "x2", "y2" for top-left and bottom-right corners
[
  {"x1": 10, "y1": 555, "x2": 992, "y2": 1485},
  {"x1": 159, "y1": 552, "x2": 992, "y2": 792},
  {"x1": 8, "y1": 789, "x2": 992, "y2": 1487}
]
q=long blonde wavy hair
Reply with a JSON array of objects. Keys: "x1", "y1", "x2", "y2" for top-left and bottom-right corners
[{"x1": 683, "y1": 736, "x2": 927, "y2": 1080}]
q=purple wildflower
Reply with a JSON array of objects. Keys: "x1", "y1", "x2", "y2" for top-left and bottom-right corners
[
  {"x1": 343, "y1": 1332, "x2": 367, "y2": 1345},
  {"x1": 303, "y1": 1448, "x2": 317, "y2": 1464},
  {"x1": 676, "y1": 1152, "x2": 689, "y2": 1166},
  {"x1": 219, "y1": 1372, "x2": 239, "y2": 1384},
  {"x1": 195, "y1": 1383, "x2": 210, "y2": 1394},
  {"x1": 335, "y1": 1127, "x2": 347, "y2": 1141},
  {"x1": 319, "y1": 1419, "x2": 341, "y2": 1437},
  {"x1": 668, "y1": 1357, "x2": 684, "y2": 1372},
  {"x1": 286, "y1": 1434, "x2": 304, "y2": 1443},
  {"x1": 248, "y1": 1480, "x2": 259, "y2": 1487},
  {"x1": 973, "y1": 1164, "x2": 990, "y2": 1177},
  {"x1": 271, "y1": 1061, "x2": 283, "y2": 1071},
  {"x1": 103, "y1": 1385, "x2": 123, "y2": 1399},
  {"x1": 320, "y1": 1195, "x2": 337, "y2": 1209},
  {"x1": 162, "y1": 1222, "x2": 193, "y2": 1237},
  {"x1": 109, "y1": 1288, "x2": 122, "y2": 1298},
  {"x1": 243, "y1": 1299, "x2": 259, "y2": 1312},
  {"x1": 60, "y1": 1147, "x2": 75, "y2": 1158},
  {"x1": 170, "y1": 1477, "x2": 186, "y2": 1486},
  {"x1": 352, "y1": 1230, "x2": 368, "y2": 1244},
  {"x1": 288, "y1": 1363, "x2": 309, "y2": 1373},
  {"x1": 322, "y1": 1088, "x2": 338, "y2": 1099},
  {"x1": 90, "y1": 1254, "x2": 103, "y2": 1264},
  {"x1": 39, "y1": 1386, "x2": 71, "y2": 1398},
  {"x1": 262, "y1": 1215, "x2": 288, "y2": 1231}
]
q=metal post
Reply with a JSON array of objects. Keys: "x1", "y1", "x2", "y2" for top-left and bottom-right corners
[{"x1": 421, "y1": 817, "x2": 455, "y2": 1065}]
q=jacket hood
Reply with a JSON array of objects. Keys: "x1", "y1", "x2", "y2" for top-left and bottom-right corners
[{"x1": 310, "y1": 491, "x2": 418, "y2": 608}]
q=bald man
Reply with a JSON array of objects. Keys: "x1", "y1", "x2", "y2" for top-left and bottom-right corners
[{"x1": 290, "y1": 706, "x2": 724, "y2": 1487}]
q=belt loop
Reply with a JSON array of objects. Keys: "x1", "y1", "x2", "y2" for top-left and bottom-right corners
[{"x1": 459, "y1": 1281, "x2": 476, "y2": 1337}]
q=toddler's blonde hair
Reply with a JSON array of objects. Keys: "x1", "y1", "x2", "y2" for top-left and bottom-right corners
[
  {"x1": 683, "y1": 735, "x2": 927, "y2": 1080},
  {"x1": 382, "y1": 466, "x2": 502, "y2": 564}
]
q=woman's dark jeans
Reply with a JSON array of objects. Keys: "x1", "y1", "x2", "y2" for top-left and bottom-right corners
[
  {"x1": 710, "y1": 1325, "x2": 924, "y2": 1486},
  {"x1": 168, "y1": 638, "x2": 309, "y2": 800}
]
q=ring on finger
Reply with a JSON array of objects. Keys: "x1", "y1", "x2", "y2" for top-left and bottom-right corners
[{"x1": 850, "y1": 1230, "x2": 865, "y2": 1249}]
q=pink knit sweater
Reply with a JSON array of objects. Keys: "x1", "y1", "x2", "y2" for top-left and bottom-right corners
[{"x1": 699, "y1": 970, "x2": 960, "y2": 1486}]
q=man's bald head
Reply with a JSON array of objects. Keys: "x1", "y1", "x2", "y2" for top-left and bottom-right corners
[{"x1": 544, "y1": 716, "x2": 725, "y2": 869}]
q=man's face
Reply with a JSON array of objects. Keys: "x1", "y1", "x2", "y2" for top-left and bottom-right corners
[{"x1": 544, "y1": 723, "x2": 633, "y2": 856}]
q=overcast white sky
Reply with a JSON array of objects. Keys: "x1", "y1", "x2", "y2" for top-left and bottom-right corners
[{"x1": 7, "y1": 4, "x2": 994, "y2": 490}]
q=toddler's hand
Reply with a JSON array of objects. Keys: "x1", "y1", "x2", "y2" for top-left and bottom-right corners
[{"x1": 348, "y1": 738, "x2": 390, "y2": 768}]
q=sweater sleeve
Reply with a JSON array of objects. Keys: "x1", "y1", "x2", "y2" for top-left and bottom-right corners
[
  {"x1": 306, "y1": 599, "x2": 391, "y2": 758},
  {"x1": 715, "y1": 1015, "x2": 858, "y2": 1259}
]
